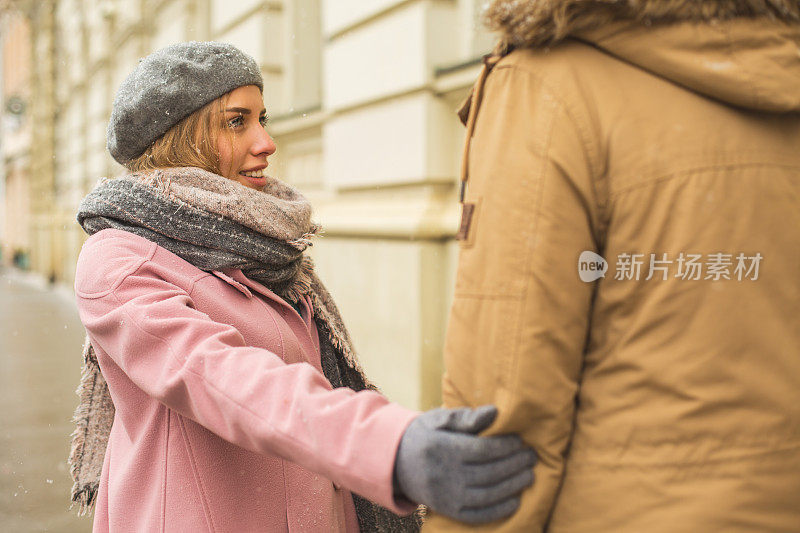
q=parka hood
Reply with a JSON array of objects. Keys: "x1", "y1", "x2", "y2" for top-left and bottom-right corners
[{"x1": 483, "y1": 0, "x2": 800, "y2": 111}]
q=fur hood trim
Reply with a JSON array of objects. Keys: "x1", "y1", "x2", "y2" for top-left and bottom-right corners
[{"x1": 484, "y1": 0, "x2": 800, "y2": 48}]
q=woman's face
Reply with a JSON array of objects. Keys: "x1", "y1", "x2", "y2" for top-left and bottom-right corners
[{"x1": 217, "y1": 85, "x2": 277, "y2": 189}]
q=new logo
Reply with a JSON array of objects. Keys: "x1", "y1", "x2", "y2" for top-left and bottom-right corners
[{"x1": 578, "y1": 251, "x2": 608, "y2": 282}]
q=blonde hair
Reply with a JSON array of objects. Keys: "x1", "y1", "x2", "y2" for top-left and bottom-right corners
[{"x1": 126, "y1": 93, "x2": 232, "y2": 174}]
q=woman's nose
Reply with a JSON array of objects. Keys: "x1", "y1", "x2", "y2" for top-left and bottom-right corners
[{"x1": 252, "y1": 128, "x2": 277, "y2": 157}]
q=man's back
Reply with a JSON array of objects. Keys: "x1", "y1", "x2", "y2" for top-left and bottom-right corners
[{"x1": 425, "y1": 5, "x2": 800, "y2": 532}]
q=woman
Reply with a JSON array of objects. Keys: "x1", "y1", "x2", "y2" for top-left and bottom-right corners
[{"x1": 68, "y1": 42, "x2": 536, "y2": 532}]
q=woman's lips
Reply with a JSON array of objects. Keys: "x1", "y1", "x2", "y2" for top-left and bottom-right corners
[
  {"x1": 239, "y1": 167, "x2": 268, "y2": 187},
  {"x1": 240, "y1": 173, "x2": 267, "y2": 186}
]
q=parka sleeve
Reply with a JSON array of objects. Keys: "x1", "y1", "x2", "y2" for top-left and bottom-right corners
[
  {"x1": 424, "y1": 61, "x2": 603, "y2": 531},
  {"x1": 74, "y1": 234, "x2": 419, "y2": 513}
]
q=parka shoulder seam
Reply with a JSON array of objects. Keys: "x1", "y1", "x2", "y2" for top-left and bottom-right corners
[
  {"x1": 610, "y1": 160, "x2": 800, "y2": 199},
  {"x1": 491, "y1": 59, "x2": 608, "y2": 246},
  {"x1": 492, "y1": 59, "x2": 601, "y2": 174}
]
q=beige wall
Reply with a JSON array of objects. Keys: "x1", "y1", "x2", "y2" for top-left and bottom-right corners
[
  {"x1": 2, "y1": 0, "x2": 495, "y2": 410},
  {"x1": 315, "y1": 0, "x2": 486, "y2": 408},
  {"x1": 2, "y1": 165, "x2": 31, "y2": 259},
  {"x1": 1, "y1": 12, "x2": 32, "y2": 265}
]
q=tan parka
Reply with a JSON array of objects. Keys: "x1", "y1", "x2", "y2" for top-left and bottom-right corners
[{"x1": 426, "y1": 1, "x2": 800, "y2": 531}]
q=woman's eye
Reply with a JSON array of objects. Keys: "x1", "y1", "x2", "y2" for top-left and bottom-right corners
[
  {"x1": 227, "y1": 115, "x2": 244, "y2": 129},
  {"x1": 259, "y1": 115, "x2": 270, "y2": 128}
]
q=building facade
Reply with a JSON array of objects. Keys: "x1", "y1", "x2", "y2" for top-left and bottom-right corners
[
  {"x1": 1, "y1": 7, "x2": 32, "y2": 269},
  {"x1": 1, "y1": 0, "x2": 494, "y2": 410}
]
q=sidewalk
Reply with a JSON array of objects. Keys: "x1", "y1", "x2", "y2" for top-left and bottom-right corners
[{"x1": 0, "y1": 267, "x2": 92, "y2": 532}]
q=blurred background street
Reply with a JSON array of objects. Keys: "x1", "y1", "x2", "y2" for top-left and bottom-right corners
[{"x1": 0, "y1": 268, "x2": 91, "y2": 531}]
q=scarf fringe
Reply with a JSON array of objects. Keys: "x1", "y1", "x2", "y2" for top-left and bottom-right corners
[
  {"x1": 69, "y1": 339, "x2": 114, "y2": 515},
  {"x1": 313, "y1": 294, "x2": 365, "y2": 374},
  {"x1": 287, "y1": 231, "x2": 317, "y2": 249},
  {"x1": 69, "y1": 482, "x2": 99, "y2": 516}
]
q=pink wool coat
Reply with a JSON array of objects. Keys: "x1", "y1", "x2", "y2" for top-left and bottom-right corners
[{"x1": 74, "y1": 229, "x2": 419, "y2": 532}]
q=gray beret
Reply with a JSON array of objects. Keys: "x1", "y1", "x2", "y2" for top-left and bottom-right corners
[{"x1": 107, "y1": 41, "x2": 263, "y2": 165}]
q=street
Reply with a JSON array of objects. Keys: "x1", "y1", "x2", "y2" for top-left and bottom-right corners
[{"x1": 0, "y1": 268, "x2": 92, "y2": 532}]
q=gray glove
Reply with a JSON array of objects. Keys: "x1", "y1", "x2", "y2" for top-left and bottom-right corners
[{"x1": 393, "y1": 405, "x2": 536, "y2": 524}]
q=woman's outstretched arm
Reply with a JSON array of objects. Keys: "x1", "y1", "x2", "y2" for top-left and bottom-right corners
[
  {"x1": 75, "y1": 229, "x2": 535, "y2": 521},
  {"x1": 75, "y1": 230, "x2": 418, "y2": 513}
]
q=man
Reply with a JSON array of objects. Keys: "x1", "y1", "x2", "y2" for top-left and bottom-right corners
[{"x1": 425, "y1": 1, "x2": 800, "y2": 531}]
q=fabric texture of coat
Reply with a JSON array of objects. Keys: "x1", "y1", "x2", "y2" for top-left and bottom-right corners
[
  {"x1": 425, "y1": 1, "x2": 800, "y2": 531},
  {"x1": 74, "y1": 228, "x2": 418, "y2": 532}
]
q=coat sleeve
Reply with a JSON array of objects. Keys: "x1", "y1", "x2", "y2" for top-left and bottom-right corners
[
  {"x1": 74, "y1": 233, "x2": 418, "y2": 513},
  {"x1": 424, "y1": 62, "x2": 603, "y2": 531}
]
